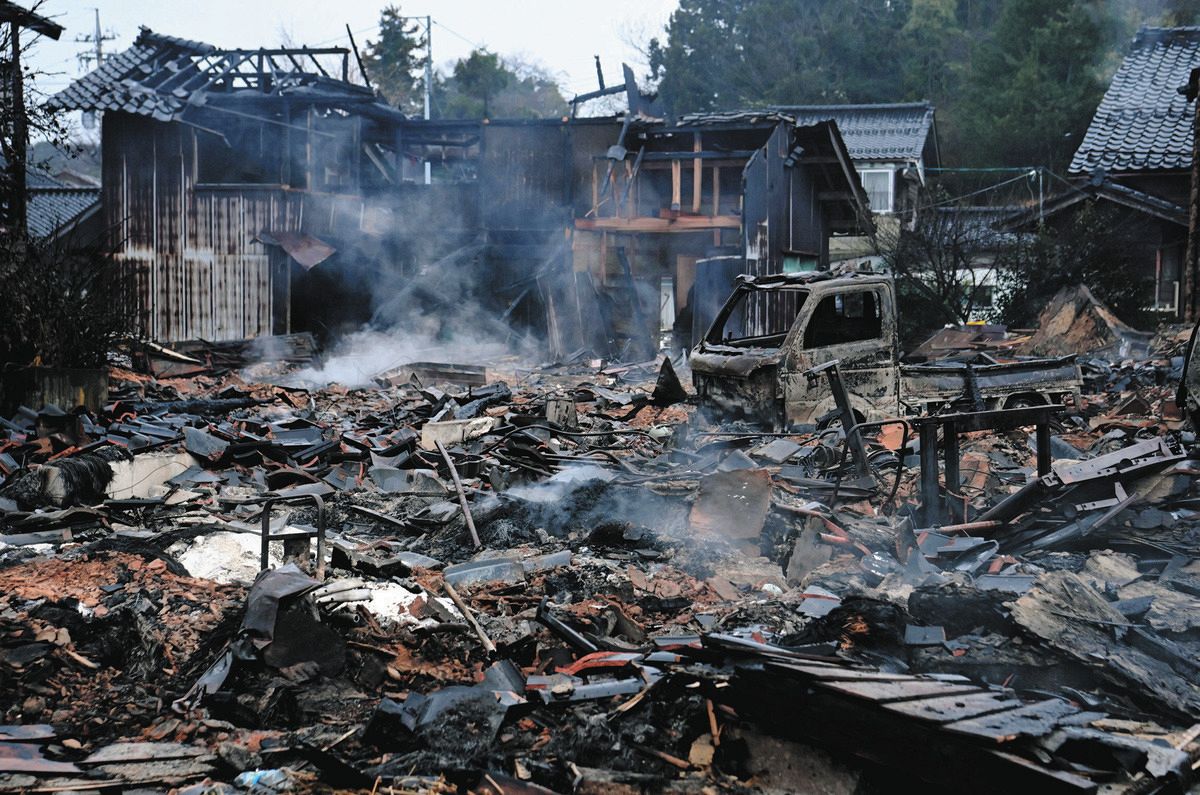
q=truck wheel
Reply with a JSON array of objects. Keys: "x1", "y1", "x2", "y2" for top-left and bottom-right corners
[
  {"x1": 816, "y1": 409, "x2": 867, "y2": 432},
  {"x1": 1005, "y1": 394, "x2": 1047, "y2": 409}
]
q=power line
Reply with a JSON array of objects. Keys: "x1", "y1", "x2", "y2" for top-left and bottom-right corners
[
  {"x1": 313, "y1": 22, "x2": 379, "y2": 48},
  {"x1": 917, "y1": 172, "x2": 1035, "y2": 212},
  {"x1": 432, "y1": 19, "x2": 482, "y2": 50}
]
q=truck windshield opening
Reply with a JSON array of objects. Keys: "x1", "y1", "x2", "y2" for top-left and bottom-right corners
[{"x1": 707, "y1": 287, "x2": 809, "y2": 348}]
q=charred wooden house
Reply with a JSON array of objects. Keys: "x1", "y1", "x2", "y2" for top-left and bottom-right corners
[
  {"x1": 53, "y1": 30, "x2": 872, "y2": 358},
  {"x1": 314, "y1": 108, "x2": 873, "y2": 358},
  {"x1": 49, "y1": 28, "x2": 410, "y2": 343}
]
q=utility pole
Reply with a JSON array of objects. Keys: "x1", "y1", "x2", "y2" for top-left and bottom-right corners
[
  {"x1": 10, "y1": 21, "x2": 24, "y2": 233},
  {"x1": 423, "y1": 15, "x2": 432, "y2": 186},
  {"x1": 0, "y1": 2, "x2": 63, "y2": 235},
  {"x1": 74, "y1": 8, "x2": 116, "y2": 71}
]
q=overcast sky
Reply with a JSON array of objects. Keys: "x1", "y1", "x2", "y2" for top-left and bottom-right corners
[{"x1": 26, "y1": 0, "x2": 678, "y2": 103}]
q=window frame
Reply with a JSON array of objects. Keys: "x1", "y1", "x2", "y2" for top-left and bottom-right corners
[{"x1": 856, "y1": 167, "x2": 895, "y2": 214}]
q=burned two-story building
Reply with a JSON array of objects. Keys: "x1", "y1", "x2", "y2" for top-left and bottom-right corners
[
  {"x1": 49, "y1": 28, "x2": 414, "y2": 343},
  {"x1": 52, "y1": 29, "x2": 872, "y2": 359}
]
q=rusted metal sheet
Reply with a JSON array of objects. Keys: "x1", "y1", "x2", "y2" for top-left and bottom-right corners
[{"x1": 103, "y1": 114, "x2": 298, "y2": 343}]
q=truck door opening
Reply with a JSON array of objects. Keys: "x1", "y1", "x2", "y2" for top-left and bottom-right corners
[{"x1": 803, "y1": 290, "x2": 883, "y2": 348}]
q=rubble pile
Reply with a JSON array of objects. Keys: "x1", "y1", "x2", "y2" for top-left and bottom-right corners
[{"x1": 2, "y1": 342, "x2": 1200, "y2": 794}]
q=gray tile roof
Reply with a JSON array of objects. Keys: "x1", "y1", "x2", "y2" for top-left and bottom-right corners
[
  {"x1": 772, "y1": 103, "x2": 936, "y2": 162},
  {"x1": 999, "y1": 178, "x2": 1187, "y2": 231},
  {"x1": 679, "y1": 103, "x2": 936, "y2": 163},
  {"x1": 28, "y1": 187, "x2": 100, "y2": 238},
  {"x1": 47, "y1": 27, "x2": 213, "y2": 121},
  {"x1": 1069, "y1": 26, "x2": 1200, "y2": 175}
]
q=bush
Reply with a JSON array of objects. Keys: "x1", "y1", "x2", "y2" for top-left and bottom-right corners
[
  {"x1": 0, "y1": 233, "x2": 139, "y2": 370},
  {"x1": 995, "y1": 201, "x2": 1152, "y2": 328}
]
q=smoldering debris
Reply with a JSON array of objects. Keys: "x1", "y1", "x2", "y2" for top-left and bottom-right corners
[
  {"x1": 1, "y1": 327, "x2": 1200, "y2": 794},
  {"x1": 286, "y1": 326, "x2": 517, "y2": 389}
]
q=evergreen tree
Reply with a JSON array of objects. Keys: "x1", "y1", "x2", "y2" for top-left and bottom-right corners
[
  {"x1": 900, "y1": 0, "x2": 963, "y2": 106},
  {"x1": 648, "y1": 0, "x2": 910, "y2": 115},
  {"x1": 363, "y1": 5, "x2": 426, "y2": 114},
  {"x1": 438, "y1": 50, "x2": 567, "y2": 119},
  {"x1": 645, "y1": 0, "x2": 1200, "y2": 170},
  {"x1": 950, "y1": 0, "x2": 1110, "y2": 169}
]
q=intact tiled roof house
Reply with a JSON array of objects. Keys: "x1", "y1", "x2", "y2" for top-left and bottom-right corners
[
  {"x1": 777, "y1": 102, "x2": 939, "y2": 221},
  {"x1": 1010, "y1": 27, "x2": 1196, "y2": 318},
  {"x1": 1069, "y1": 27, "x2": 1198, "y2": 197},
  {"x1": 27, "y1": 180, "x2": 100, "y2": 241}
]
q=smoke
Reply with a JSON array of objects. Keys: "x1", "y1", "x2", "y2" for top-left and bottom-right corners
[
  {"x1": 477, "y1": 465, "x2": 690, "y2": 542},
  {"x1": 287, "y1": 324, "x2": 515, "y2": 388}
]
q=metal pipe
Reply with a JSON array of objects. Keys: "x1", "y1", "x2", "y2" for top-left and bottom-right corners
[
  {"x1": 259, "y1": 493, "x2": 326, "y2": 579},
  {"x1": 1035, "y1": 420, "x2": 1053, "y2": 476},
  {"x1": 944, "y1": 420, "x2": 960, "y2": 521},
  {"x1": 919, "y1": 421, "x2": 940, "y2": 526}
]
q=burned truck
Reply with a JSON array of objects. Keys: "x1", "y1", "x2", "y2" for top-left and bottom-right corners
[{"x1": 690, "y1": 268, "x2": 1082, "y2": 428}]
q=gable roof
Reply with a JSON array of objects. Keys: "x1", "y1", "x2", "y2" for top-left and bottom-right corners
[
  {"x1": 1069, "y1": 26, "x2": 1200, "y2": 175},
  {"x1": 14, "y1": 168, "x2": 101, "y2": 239},
  {"x1": 773, "y1": 103, "x2": 937, "y2": 163},
  {"x1": 48, "y1": 27, "x2": 402, "y2": 124},
  {"x1": 47, "y1": 28, "x2": 214, "y2": 122}
]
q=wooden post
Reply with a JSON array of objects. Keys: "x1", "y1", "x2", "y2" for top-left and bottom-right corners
[
  {"x1": 671, "y1": 158, "x2": 681, "y2": 213},
  {"x1": 591, "y1": 161, "x2": 599, "y2": 216},
  {"x1": 8, "y1": 21, "x2": 27, "y2": 234},
  {"x1": 692, "y1": 132, "x2": 702, "y2": 214},
  {"x1": 1185, "y1": 94, "x2": 1200, "y2": 321}
]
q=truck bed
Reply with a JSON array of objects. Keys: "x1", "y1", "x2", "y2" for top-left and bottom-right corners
[{"x1": 900, "y1": 355, "x2": 1081, "y2": 410}]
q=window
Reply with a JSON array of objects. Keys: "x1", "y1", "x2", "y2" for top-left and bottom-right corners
[
  {"x1": 973, "y1": 285, "x2": 995, "y2": 310},
  {"x1": 708, "y1": 287, "x2": 809, "y2": 347},
  {"x1": 1155, "y1": 244, "x2": 1182, "y2": 312},
  {"x1": 857, "y1": 168, "x2": 893, "y2": 214},
  {"x1": 803, "y1": 290, "x2": 883, "y2": 348}
]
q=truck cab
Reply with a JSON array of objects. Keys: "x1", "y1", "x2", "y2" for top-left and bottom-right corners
[{"x1": 690, "y1": 270, "x2": 900, "y2": 429}]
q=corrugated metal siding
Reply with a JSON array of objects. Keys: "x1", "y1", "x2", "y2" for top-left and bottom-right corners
[{"x1": 103, "y1": 113, "x2": 301, "y2": 343}]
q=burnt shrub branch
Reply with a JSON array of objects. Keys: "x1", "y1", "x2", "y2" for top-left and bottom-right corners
[{"x1": 0, "y1": 232, "x2": 140, "y2": 370}]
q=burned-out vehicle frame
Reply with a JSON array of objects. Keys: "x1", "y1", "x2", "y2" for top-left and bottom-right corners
[{"x1": 690, "y1": 267, "x2": 1082, "y2": 428}]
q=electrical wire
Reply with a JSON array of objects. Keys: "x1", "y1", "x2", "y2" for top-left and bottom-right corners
[{"x1": 913, "y1": 172, "x2": 1036, "y2": 213}]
